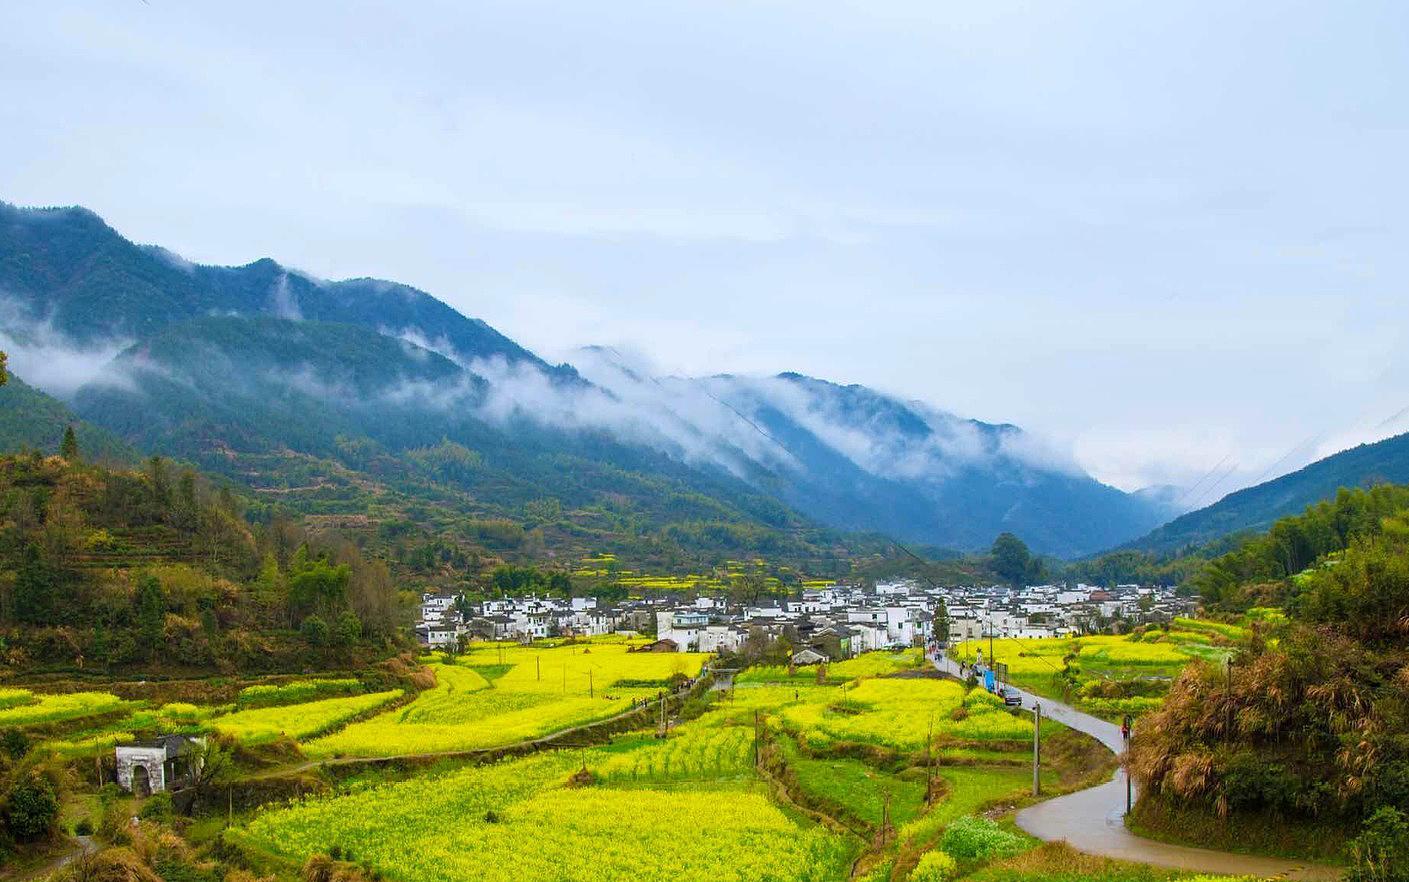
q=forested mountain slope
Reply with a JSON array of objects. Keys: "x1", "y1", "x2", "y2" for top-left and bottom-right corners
[
  {"x1": 0, "y1": 372, "x2": 131, "y2": 463},
  {"x1": 1123, "y1": 431, "x2": 1409, "y2": 554}
]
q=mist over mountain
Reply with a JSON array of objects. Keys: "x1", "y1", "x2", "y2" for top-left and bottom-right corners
[{"x1": 1, "y1": 201, "x2": 1172, "y2": 557}]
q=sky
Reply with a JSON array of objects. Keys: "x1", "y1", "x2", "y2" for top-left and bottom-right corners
[{"x1": 2, "y1": 1, "x2": 1407, "y2": 497}]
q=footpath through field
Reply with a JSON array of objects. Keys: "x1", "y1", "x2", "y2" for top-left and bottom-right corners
[{"x1": 931, "y1": 655, "x2": 1341, "y2": 881}]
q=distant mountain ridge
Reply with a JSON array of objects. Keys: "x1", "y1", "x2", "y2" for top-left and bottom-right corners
[
  {"x1": 0, "y1": 203, "x2": 567, "y2": 375},
  {"x1": 1, "y1": 200, "x2": 1170, "y2": 557},
  {"x1": 1121, "y1": 430, "x2": 1409, "y2": 554}
]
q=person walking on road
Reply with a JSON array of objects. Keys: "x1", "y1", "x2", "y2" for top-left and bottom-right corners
[{"x1": 1121, "y1": 714, "x2": 1132, "y2": 742}]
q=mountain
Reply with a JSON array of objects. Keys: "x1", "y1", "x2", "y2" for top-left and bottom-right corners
[
  {"x1": 689, "y1": 371, "x2": 1164, "y2": 556},
  {"x1": 1, "y1": 200, "x2": 1169, "y2": 558},
  {"x1": 0, "y1": 202, "x2": 566, "y2": 375},
  {"x1": 0, "y1": 370, "x2": 133, "y2": 463},
  {"x1": 1122, "y1": 430, "x2": 1409, "y2": 554}
]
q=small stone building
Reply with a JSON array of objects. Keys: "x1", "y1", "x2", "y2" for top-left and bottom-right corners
[{"x1": 115, "y1": 735, "x2": 204, "y2": 796}]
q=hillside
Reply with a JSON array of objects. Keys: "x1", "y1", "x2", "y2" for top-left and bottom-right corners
[
  {"x1": 1122, "y1": 431, "x2": 1409, "y2": 554},
  {"x1": 2, "y1": 200, "x2": 1169, "y2": 558},
  {"x1": 1125, "y1": 485, "x2": 1409, "y2": 864},
  {"x1": 0, "y1": 372, "x2": 132, "y2": 463},
  {"x1": 0, "y1": 452, "x2": 400, "y2": 675}
]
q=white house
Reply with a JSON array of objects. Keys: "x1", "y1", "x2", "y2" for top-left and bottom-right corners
[{"x1": 116, "y1": 735, "x2": 204, "y2": 795}]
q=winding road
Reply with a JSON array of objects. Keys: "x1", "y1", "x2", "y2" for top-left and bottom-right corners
[{"x1": 932, "y1": 656, "x2": 1340, "y2": 881}]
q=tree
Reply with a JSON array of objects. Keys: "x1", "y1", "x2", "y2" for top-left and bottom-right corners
[
  {"x1": 289, "y1": 555, "x2": 351, "y2": 624},
  {"x1": 135, "y1": 574, "x2": 166, "y2": 659},
  {"x1": 4, "y1": 774, "x2": 59, "y2": 842},
  {"x1": 933, "y1": 598, "x2": 950, "y2": 645},
  {"x1": 188, "y1": 737, "x2": 236, "y2": 812},
  {"x1": 990, "y1": 533, "x2": 1032, "y2": 586},
  {"x1": 0, "y1": 350, "x2": 7, "y2": 385},
  {"x1": 13, "y1": 542, "x2": 56, "y2": 624},
  {"x1": 148, "y1": 455, "x2": 172, "y2": 513},
  {"x1": 60, "y1": 426, "x2": 79, "y2": 462},
  {"x1": 301, "y1": 614, "x2": 329, "y2": 646},
  {"x1": 332, "y1": 610, "x2": 362, "y2": 646}
]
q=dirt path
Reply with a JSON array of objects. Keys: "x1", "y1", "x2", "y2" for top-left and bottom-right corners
[
  {"x1": 932, "y1": 655, "x2": 1341, "y2": 881},
  {"x1": 5, "y1": 835, "x2": 95, "y2": 882}
]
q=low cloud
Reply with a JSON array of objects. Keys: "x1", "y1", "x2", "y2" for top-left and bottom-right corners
[
  {"x1": 267, "y1": 273, "x2": 303, "y2": 321},
  {"x1": 0, "y1": 300, "x2": 132, "y2": 396}
]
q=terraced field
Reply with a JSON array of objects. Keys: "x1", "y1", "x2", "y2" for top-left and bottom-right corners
[
  {"x1": 952, "y1": 626, "x2": 1244, "y2": 718},
  {"x1": 233, "y1": 648, "x2": 1092, "y2": 882}
]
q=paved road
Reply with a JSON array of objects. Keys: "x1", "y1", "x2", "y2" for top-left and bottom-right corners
[{"x1": 933, "y1": 655, "x2": 1341, "y2": 880}]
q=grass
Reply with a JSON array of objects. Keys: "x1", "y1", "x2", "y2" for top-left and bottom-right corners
[
  {"x1": 1126, "y1": 796, "x2": 1351, "y2": 864},
  {"x1": 965, "y1": 840, "x2": 1259, "y2": 881},
  {"x1": 789, "y1": 753, "x2": 927, "y2": 828}
]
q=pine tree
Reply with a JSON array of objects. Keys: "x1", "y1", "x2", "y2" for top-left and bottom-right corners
[
  {"x1": 60, "y1": 425, "x2": 79, "y2": 462},
  {"x1": 0, "y1": 350, "x2": 8, "y2": 385},
  {"x1": 14, "y1": 543, "x2": 55, "y2": 624},
  {"x1": 135, "y1": 575, "x2": 166, "y2": 660}
]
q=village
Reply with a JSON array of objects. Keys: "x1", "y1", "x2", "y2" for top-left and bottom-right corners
[{"x1": 415, "y1": 580, "x2": 1198, "y2": 662}]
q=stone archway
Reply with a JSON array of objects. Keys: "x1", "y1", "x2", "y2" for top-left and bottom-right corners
[{"x1": 131, "y1": 763, "x2": 151, "y2": 797}]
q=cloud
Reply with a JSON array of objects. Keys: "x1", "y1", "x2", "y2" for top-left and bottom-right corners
[
  {"x1": 267, "y1": 273, "x2": 303, "y2": 321},
  {"x1": 0, "y1": 300, "x2": 132, "y2": 396},
  {"x1": 463, "y1": 346, "x2": 1089, "y2": 486}
]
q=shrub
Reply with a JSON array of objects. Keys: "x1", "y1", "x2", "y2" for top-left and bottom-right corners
[
  {"x1": 1348, "y1": 807, "x2": 1409, "y2": 882},
  {"x1": 5, "y1": 774, "x2": 59, "y2": 841},
  {"x1": 939, "y1": 816, "x2": 1025, "y2": 862},
  {"x1": 75, "y1": 818, "x2": 95, "y2": 836},
  {"x1": 909, "y1": 850, "x2": 957, "y2": 881},
  {"x1": 301, "y1": 615, "x2": 329, "y2": 647},
  {"x1": 138, "y1": 792, "x2": 174, "y2": 822},
  {"x1": 333, "y1": 612, "x2": 362, "y2": 647},
  {"x1": 0, "y1": 728, "x2": 30, "y2": 759}
]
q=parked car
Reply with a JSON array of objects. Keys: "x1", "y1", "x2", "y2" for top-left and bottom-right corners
[{"x1": 999, "y1": 686, "x2": 1024, "y2": 707}]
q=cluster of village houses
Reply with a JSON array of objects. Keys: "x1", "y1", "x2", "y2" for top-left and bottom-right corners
[{"x1": 416, "y1": 581, "x2": 1196, "y2": 662}]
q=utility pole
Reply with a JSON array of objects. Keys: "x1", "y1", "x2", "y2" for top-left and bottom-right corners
[
  {"x1": 589, "y1": 669, "x2": 594, "y2": 698},
  {"x1": 1032, "y1": 702, "x2": 1041, "y2": 796},
  {"x1": 536, "y1": 655, "x2": 541, "y2": 681}
]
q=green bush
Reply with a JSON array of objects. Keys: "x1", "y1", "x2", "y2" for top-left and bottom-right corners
[
  {"x1": 939, "y1": 815, "x2": 1025, "y2": 862},
  {"x1": 138, "y1": 791, "x2": 174, "y2": 822},
  {"x1": 301, "y1": 615, "x2": 329, "y2": 647},
  {"x1": 1349, "y1": 807, "x2": 1409, "y2": 882},
  {"x1": 4, "y1": 774, "x2": 59, "y2": 841},
  {"x1": 909, "y1": 850, "x2": 958, "y2": 881}
]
